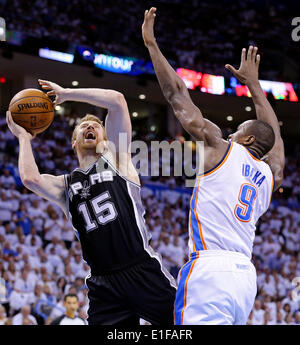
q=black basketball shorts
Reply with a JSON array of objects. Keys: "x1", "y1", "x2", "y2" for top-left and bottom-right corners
[{"x1": 86, "y1": 255, "x2": 177, "y2": 325}]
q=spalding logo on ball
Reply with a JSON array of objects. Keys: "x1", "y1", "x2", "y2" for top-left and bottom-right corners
[{"x1": 9, "y1": 89, "x2": 54, "y2": 135}]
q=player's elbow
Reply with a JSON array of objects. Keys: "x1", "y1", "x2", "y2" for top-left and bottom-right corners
[
  {"x1": 165, "y1": 80, "x2": 186, "y2": 104},
  {"x1": 113, "y1": 91, "x2": 126, "y2": 107},
  {"x1": 21, "y1": 174, "x2": 41, "y2": 190},
  {"x1": 273, "y1": 169, "x2": 284, "y2": 191}
]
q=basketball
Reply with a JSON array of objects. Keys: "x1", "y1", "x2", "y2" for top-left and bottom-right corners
[{"x1": 9, "y1": 88, "x2": 54, "y2": 135}]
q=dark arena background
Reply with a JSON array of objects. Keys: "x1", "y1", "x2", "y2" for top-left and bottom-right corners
[{"x1": 0, "y1": 0, "x2": 300, "y2": 333}]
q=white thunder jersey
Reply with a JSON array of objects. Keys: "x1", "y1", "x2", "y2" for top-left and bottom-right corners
[{"x1": 188, "y1": 141, "x2": 274, "y2": 259}]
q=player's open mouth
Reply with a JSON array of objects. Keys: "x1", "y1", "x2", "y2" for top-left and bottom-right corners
[{"x1": 84, "y1": 131, "x2": 96, "y2": 141}]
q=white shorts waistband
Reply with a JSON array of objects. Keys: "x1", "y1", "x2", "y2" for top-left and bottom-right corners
[{"x1": 190, "y1": 250, "x2": 251, "y2": 262}]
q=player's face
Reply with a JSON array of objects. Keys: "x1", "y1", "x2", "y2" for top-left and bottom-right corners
[{"x1": 74, "y1": 121, "x2": 105, "y2": 153}]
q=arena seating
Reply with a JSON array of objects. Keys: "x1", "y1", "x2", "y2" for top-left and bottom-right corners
[{"x1": 1, "y1": 0, "x2": 300, "y2": 82}]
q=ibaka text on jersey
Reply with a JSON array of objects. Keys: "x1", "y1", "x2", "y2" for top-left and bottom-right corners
[
  {"x1": 69, "y1": 171, "x2": 114, "y2": 199},
  {"x1": 242, "y1": 164, "x2": 266, "y2": 187}
]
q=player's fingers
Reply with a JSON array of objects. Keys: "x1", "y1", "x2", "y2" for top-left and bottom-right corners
[
  {"x1": 241, "y1": 48, "x2": 246, "y2": 62},
  {"x1": 6, "y1": 111, "x2": 14, "y2": 131},
  {"x1": 225, "y1": 64, "x2": 237, "y2": 74},
  {"x1": 6, "y1": 110, "x2": 10, "y2": 124},
  {"x1": 6, "y1": 110, "x2": 13, "y2": 123},
  {"x1": 47, "y1": 90, "x2": 56, "y2": 96},
  {"x1": 252, "y1": 46, "x2": 258, "y2": 62},
  {"x1": 149, "y1": 7, "x2": 157, "y2": 19},
  {"x1": 38, "y1": 79, "x2": 55, "y2": 89},
  {"x1": 41, "y1": 84, "x2": 52, "y2": 90},
  {"x1": 256, "y1": 54, "x2": 260, "y2": 66},
  {"x1": 247, "y1": 45, "x2": 253, "y2": 60},
  {"x1": 53, "y1": 96, "x2": 58, "y2": 106},
  {"x1": 38, "y1": 79, "x2": 49, "y2": 85}
]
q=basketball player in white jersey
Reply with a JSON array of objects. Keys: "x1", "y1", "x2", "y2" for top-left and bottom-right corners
[{"x1": 142, "y1": 8, "x2": 285, "y2": 324}]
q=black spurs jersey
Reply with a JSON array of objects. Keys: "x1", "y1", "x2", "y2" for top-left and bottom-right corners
[{"x1": 64, "y1": 155, "x2": 156, "y2": 275}]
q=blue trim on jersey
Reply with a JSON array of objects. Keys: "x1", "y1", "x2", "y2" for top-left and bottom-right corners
[
  {"x1": 246, "y1": 147, "x2": 260, "y2": 160},
  {"x1": 190, "y1": 180, "x2": 204, "y2": 251},
  {"x1": 174, "y1": 259, "x2": 194, "y2": 325},
  {"x1": 198, "y1": 141, "x2": 232, "y2": 177}
]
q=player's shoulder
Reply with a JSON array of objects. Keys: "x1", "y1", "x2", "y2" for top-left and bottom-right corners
[{"x1": 102, "y1": 149, "x2": 141, "y2": 187}]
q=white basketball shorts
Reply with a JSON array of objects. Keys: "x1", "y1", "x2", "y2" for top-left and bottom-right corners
[{"x1": 174, "y1": 250, "x2": 257, "y2": 325}]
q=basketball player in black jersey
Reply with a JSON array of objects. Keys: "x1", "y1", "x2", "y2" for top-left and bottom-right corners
[{"x1": 6, "y1": 80, "x2": 177, "y2": 325}]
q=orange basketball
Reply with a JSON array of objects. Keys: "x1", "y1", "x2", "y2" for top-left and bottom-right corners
[{"x1": 9, "y1": 88, "x2": 54, "y2": 135}]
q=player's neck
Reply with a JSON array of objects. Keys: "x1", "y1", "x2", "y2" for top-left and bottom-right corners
[
  {"x1": 247, "y1": 145, "x2": 262, "y2": 159},
  {"x1": 77, "y1": 150, "x2": 101, "y2": 170}
]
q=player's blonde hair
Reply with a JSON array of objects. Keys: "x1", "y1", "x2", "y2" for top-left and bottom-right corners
[{"x1": 72, "y1": 114, "x2": 107, "y2": 155}]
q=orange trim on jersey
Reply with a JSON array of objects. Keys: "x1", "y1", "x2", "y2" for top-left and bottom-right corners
[
  {"x1": 194, "y1": 176, "x2": 207, "y2": 250},
  {"x1": 189, "y1": 194, "x2": 196, "y2": 252},
  {"x1": 180, "y1": 255, "x2": 198, "y2": 324},
  {"x1": 201, "y1": 142, "x2": 233, "y2": 177},
  {"x1": 173, "y1": 305, "x2": 176, "y2": 325},
  {"x1": 245, "y1": 147, "x2": 261, "y2": 162}
]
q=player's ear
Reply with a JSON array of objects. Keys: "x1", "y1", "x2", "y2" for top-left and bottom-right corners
[
  {"x1": 243, "y1": 135, "x2": 255, "y2": 146},
  {"x1": 72, "y1": 140, "x2": 77, "y2": 155}
]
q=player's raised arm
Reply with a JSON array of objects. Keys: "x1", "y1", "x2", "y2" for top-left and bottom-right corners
[
  {"x1": 225, "y1": 46, "x2": 285, "y2": 190},
  {"x1": 142, "y1": 8, "x2": 222, "y2": 147},
  {"x1": 38, "y1": 80, "x2": 132, "y2": 154},
  {"x1": 6, "y1": 111, "x2": 66, "y2": 214}
]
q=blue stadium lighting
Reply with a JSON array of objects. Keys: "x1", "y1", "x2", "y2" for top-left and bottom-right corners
[{"x1": 94, "y1": 53, "x2": 135, "y2": 74}]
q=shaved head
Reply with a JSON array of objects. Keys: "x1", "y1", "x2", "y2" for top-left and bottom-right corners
[{"x1": 230, "y1": 120, "x2": 275, "y2": 157}]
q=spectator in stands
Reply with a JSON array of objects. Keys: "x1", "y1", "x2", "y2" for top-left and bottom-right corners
[
  {"x1": 12, "y1": 201, "x2": 32, "y2": 236},
  {"x1": 0, "y1": 169, "x2": 16, "y2": 189},
  {"x1": 294, "y1": 311, "x2": 300, "y2": 325},
  {"x1": 14, "y1": 269, "x2": 37, "y2": 294},
  {"x1": 0, "y1": 305, "x2": 8, "y2": 325},
  {"x1": 55, "y1": 277, "x2": 67, "y2": 302},
  {"x1": 61, "y1": 218, "x2": 75, "y2": 249},
  {"x1": 281, "y1": 290, "x2": 299, "y2": 315},
  {"x1": 70, "y1": 254, "x2": 84, "y2": 274},
  {"x1": 43, "y1": 210, "x2": 64, "y2": 245},
  {"x1": 250, "y1": 300, "x2": 265, "y2": 325},
  {"x1": 0, "y1": 193, "x2": 17, "y2": 222},
  {"x1": 25, "y1": 227, "x2": 43, "y2": 248},
  {"x1": 27, "y1": 200, "x2": 46, "y2": 234},
  {"x1": 2, "y1": 242, "x2": 19, "y2": 261},
  {"x1": 275, "y1": 310, "x2": 286, "y2": 325},
  {"x1": 12, "y1": 305, "x2": 37, "y2": 325}
]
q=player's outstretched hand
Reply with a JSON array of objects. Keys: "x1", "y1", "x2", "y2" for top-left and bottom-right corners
[
  {"x1": 6, "y1": 111, "x2": 33, "y2": 140},
  {"x1": 38, "y1": 79, "x2": 67, "y2": 106},
  {"x1": 142, "y1": 7, "x2": 157, "y2": 48},
  {"x1": 225, "y1": 46, "x2": 260, "y2": 85}
]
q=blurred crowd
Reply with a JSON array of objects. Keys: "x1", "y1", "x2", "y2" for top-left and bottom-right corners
[
  {"x1": 1, "y1": 0, "x2": 300, "y2": 82},
  {"x1": 0, "y1": 113, "x2": 299, "y2": 325}
]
